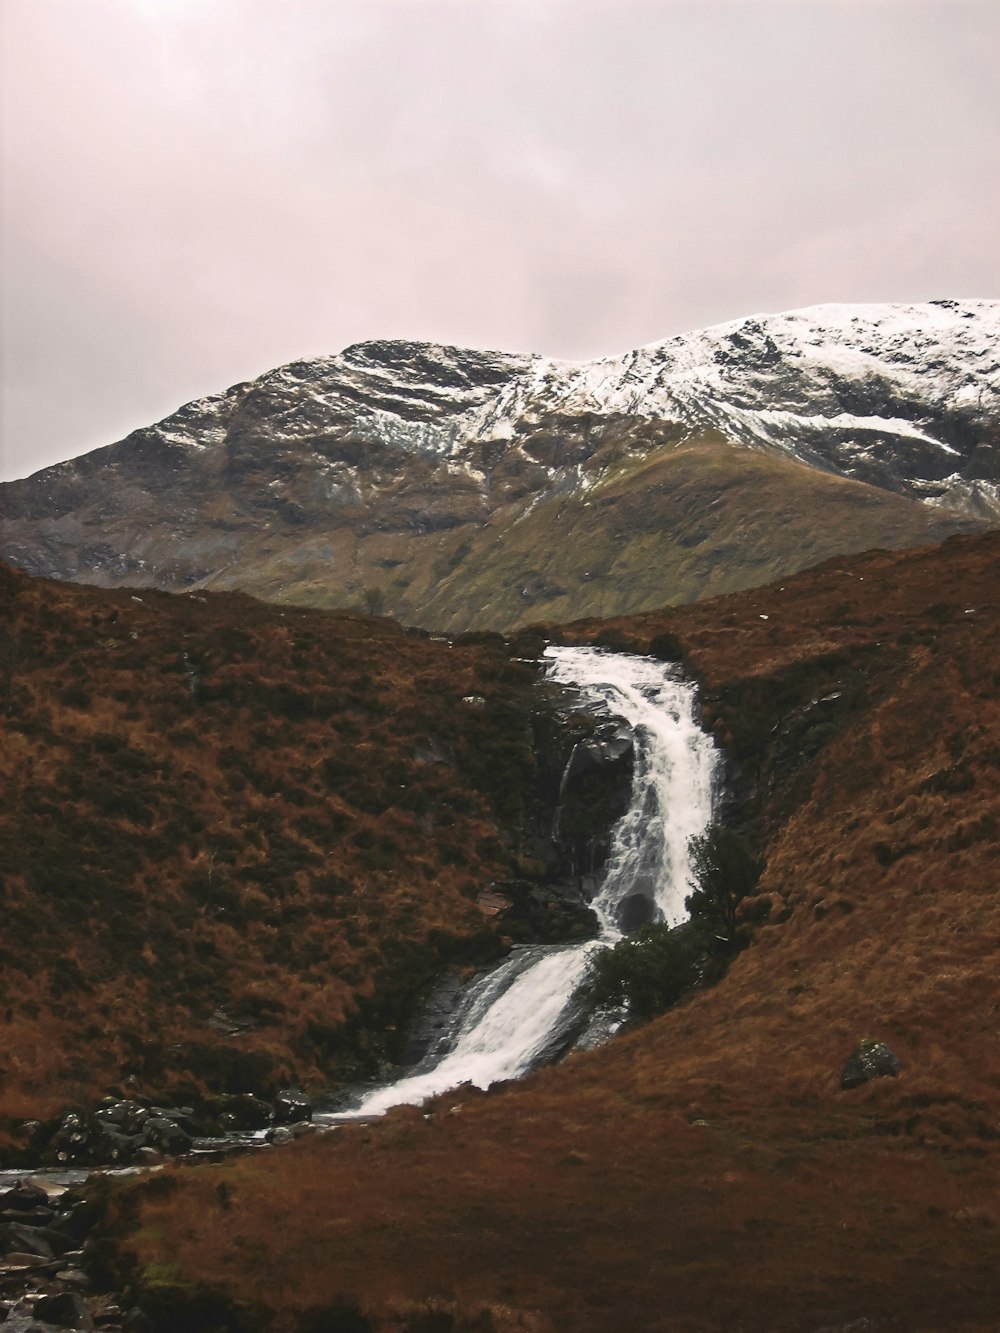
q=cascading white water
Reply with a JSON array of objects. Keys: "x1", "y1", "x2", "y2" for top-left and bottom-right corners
[{"x1": 331, "y1": 647, "x2": 718, "y2": 1118}]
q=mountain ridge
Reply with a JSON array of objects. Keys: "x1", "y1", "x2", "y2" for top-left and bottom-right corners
[{"x1": 3, "y1": 300, "x2": 998, "y2": 630}]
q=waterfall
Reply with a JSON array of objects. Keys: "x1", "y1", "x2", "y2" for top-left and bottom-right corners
[{"x1": 326, "y1": 647, "x2": 719, "y2": 1119}]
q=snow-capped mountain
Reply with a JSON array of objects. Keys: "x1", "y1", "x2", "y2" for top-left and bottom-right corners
[{"x1": 2, "y1": 301, "x2": 997, "y2": 630}]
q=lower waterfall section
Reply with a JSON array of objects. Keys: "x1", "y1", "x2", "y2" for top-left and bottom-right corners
[{"x1": 329, "y1": 646, "x2": 719, "y2": 1119}]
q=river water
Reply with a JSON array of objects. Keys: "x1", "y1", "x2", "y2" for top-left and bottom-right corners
[{"x1": 325, "y1": 646, "x2": 719, "y2": 1120}]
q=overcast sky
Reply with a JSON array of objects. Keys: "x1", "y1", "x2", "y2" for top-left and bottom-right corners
[{"x1": 2, "y1": 0, "x2": 998, "y2": 481}]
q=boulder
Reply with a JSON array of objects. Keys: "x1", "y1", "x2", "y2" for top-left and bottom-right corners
[
  {"x1": 91, "y1": 1124, "x2": 144, "y2": 1166},
  {"x1": 142, "y1": 1117, "x2": 192, "y2": 1156},
  {"x1": 273, "y1": 1092, "x2": 313, "y2": 1125},
  {"x1": 1, "y1": 1223, "x2": 54, "y2": 1258},
  {"x1": 218, "y1": 1094, "x2": 274, "y2": 1131},
  {"x1": 32, "y1": 1291, "x2": 94, "y2": 1330},
  {"x1": 840, "y1": 1039, "x2": 902, "y2": 1090},
  {"x1": 94, "y1": 1100, "x2": 149, "y2": 1136},
  {"x1": 47, "y1": 1114, "x2": 91, "y2": 1166}
]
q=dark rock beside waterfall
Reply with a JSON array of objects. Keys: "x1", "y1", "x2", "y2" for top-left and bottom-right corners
[
  {"x1": 90, "y1": 1124, "x2": 144, "y2": 1166},
  {"x1": 840, "y1": 1040, "x2": 902, "y2": 1090},
  {"x1": 556, "y1": 718, "x2": 635, "y2": 884},
  {"x1": 617, "y1": 893, "x2": 656, "y2": 931},
  {"x1": 563, "y1": 722, "x2": 634, "y2": 782},
  {"x1": 496, "y1": 880, "x2": 600, "y2": 945},
  {"x1": 94, "y1": 1100, "x2": 149, "y2": 1136},
  {"x1": 273, "y1": 1091, "x2": 313, "y2": 1125},
  {"x1": 219, "y1": 1093, "x2": 274, "y2": 1131},
  {"x1": 142, "y1": 1117, "x2": 193, "y2": 1155},
  {"x1": 400, "y1": 969, "x2": 474, "y2": 1066},
  {"x1": 47, "y1": 1114, "x2": 92, "y2": 1166},
  {"x1": 27, "y1": 1089, "x2": 312, "y2": 1167}
]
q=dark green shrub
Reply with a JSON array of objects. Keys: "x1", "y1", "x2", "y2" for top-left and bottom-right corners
[
  {"x1": 685, "y1": 823, "x2": 762, "y2": 946},
  {"x1": 586, "y1": 920, "x2": 705, "y2": 1018}
]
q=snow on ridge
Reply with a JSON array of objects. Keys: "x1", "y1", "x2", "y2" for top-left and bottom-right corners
[{"x1": 91, "y1": 301, "x2": 998, "y2": 512}]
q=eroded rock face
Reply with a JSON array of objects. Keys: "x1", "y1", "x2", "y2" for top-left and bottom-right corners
[
  {"x1": 2, "y1": 303, "x2": 996, "y2": 631},
  {"x1": 556, "y1": 718, "x2": 635, "y2": 886}
]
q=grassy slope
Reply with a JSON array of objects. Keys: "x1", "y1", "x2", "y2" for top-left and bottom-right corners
[
  {"x1": 108, "y1": 531, "x2": 1000, "y2": 1332},
  {"x1": 0, "y1": 563, "x2": 560, "y2": 1127},
  {"x1": 154, "y1": 436, "x2": 987, "y2": 631}
]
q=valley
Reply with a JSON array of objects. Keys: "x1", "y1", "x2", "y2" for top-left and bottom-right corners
[
  {"x1": 3, "y1": 524, "x2": 1000, "y2": 1329},
  {"x1": 1, "y1": 303, "x2": 999, "y2": 1331}
]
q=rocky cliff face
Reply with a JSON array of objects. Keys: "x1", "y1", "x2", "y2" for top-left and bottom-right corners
[{"x1": 3, "y1": 301, "x2": 997, "y2": 629}]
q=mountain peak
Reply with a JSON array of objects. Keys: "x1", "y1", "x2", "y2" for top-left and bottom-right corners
[{"x1": 2, "y1": 301, "x2": 997, "y2": 628}]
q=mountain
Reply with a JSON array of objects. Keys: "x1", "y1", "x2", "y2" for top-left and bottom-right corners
[
  {"x1": 3, "y1": 301, "x2": 998, "y2": 630},
  {"x1": 97, "y1": 529, "x2": 1000, "y2": 1332}
]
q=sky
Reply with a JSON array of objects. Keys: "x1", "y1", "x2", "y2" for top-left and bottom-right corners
[{"x1": 2, "y1": 0, "x2": 998, "y2": 482}]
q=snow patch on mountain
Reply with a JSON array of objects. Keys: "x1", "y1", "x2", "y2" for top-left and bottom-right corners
[{"x1": 9, "y1": 301, "x2": 1000, "y2": 524}]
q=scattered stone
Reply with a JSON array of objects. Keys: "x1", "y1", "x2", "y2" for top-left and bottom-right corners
[
  {"x1": 54, "y1": 1269, "x2": 89, "y2": 1287},
  {"x1": 1, "y1": 1251, "x2": 55, "y2": 1269},
  {"x1": 2, "y1": 1224, "x2": 55, "y2": 1259},
  {"x1": 1, "y1": 1183, "x2": 53, "y2": 1213},
  {"x1": 840, "y1": 1039, "x2": 902, "y2": 1090},
  {"x1": 32, "y1": 1290, "x2": 95, "y2": 1329},
  {"x1": 265, "y1": 1126, "x2": 294, "y2": 1146}
]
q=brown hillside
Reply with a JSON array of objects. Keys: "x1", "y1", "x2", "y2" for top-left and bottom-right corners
[
  {"x1": 0, "y1": 563, "x2": 567, "y2": 1129},
  {"x1": 107, "y1": 532, "x2": 1000, "y2": 1332}
]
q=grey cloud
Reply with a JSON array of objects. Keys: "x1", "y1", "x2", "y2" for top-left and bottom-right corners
[{"x1": 2, "y1": 0, "x2": 998, "y2": 479}]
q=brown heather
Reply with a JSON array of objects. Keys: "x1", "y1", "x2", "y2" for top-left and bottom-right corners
[
  {"x1": 0, "y1": 561, "x2": 558, "y2": 1128},
  {"x1": 106, "y1": 532, "x2": 1000, "y2": 1331}
]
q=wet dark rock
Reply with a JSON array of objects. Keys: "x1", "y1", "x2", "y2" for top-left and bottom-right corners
[
  {"x1": 495, "y1": 880, "x2": 600, "y2": 945},
  {"x1": 53, "y1": 1269, "x2": 89, "y2": 1287},
  {"x1": 273, "y1": 1092, "x2": 313, "y2": 1125},
  {"x1": 265, "y1": 1126, "x2": 295, "y2": 1146},
  {"x1": 141, "y1": 1117, "x2": 192, "y2": 1156},
  {"x1": 90, "y1": 1126, "x2": 144, "y2": 1167},
  {"x1": 563, "y1": 722, "x2": 634, "y2": 781},
  {"x1": 2, "y1": 1224, "x2": 55, "y2": 1259},
  {"x1": 840, "y1": 1039, "x2": 902, "y2": 1090},
  {"x1": 1, "y1": 1183, "x2": 51, "y2": 1214},
  {"x1": 47, "y1": 1116, "x2": 91, "y2": 1166},
  {"x1": 218, "y1": 1094, "x2": 273, "y2": 1131},
  {"x1": 31, "y1": 1291, "x2": 94, "y2": 1330},
  {"x1": 147, "y1": 1106, "x2": 198, "y2": 1134},
  {"x1": 47, "y1": 1205, "x2": 98, "y2": 1249},
  {"x1": 93, "y1": 1102, "x2": 149, "y2": 1137},
  {"x1": 555, "y1": 716, "x2": 635, "y2": 885},
  {"x1": 2, "y1": 1250, "x2": 56, "y2": 1270},
  {"x1": 617, "y1": 893, "x2": 656, "y2": 931}
]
